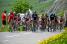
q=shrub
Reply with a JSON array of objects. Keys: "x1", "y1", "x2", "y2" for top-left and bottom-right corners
[{"x1": 13, "y1": 0, "x2": 32, "y2": 14}]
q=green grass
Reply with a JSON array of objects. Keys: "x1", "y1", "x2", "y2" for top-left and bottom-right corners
[
  {"x1": 48, "y1": 27, "x2": 67, "y2": 44},
  {"x1": 0, "y1": 24, "x2": 24, "y2": 32}
]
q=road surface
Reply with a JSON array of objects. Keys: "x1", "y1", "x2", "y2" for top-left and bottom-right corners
[{"x1": 0, "y1": 31, "x2": 63, "y2": 44}]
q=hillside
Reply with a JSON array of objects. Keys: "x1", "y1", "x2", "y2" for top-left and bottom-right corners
[
  {"x1": 0, "y1": 0, "x2": 55, "y2": 13},
  {"x1": 0, "y1": 0, "x2": 66, "y2": 27},
  {"x1": 0, "y1": 0, "x2": 55, "y2": 27}
]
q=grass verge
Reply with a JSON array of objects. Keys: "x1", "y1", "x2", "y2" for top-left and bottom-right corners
[{"x1": 38, "y1": 27, "x2": 67, "y2": 44}]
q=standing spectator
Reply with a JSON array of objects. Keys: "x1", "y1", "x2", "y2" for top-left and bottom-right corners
[{"x1": 1, "y1": 10, "x2": 7, "y2": 29}]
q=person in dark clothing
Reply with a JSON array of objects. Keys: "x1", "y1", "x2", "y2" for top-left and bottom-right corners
[
  {"x1": 32, "y1": 11, "x2": 38, "y2": 32},
  {"x1": 50, "y1": 13, "x2": 56, "y2": 32},
  {"x1": 32, "y1": 11, "x2": 38, "y2": 21},
  {"x1": 50, "y1": 13, "x2": 56, "y2": 21},
  {"x1": 65, "y1": 20, "x2": 67, "y2": 27}
]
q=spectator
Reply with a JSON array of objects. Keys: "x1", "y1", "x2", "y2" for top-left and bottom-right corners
[{"x1": 1, "y1": 10, "x2": 7, "y2": 29}]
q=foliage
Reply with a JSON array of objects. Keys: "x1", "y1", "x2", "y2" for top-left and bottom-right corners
[
  {"x1": 48, "y1": 27, "x2": 67, "y2": 44},
  {"x1": 13, "y1": 0, "x2": 32, "y2": 13},
  {"x1": 38, "y1": 33, "x2": 63, "y2": 44}
]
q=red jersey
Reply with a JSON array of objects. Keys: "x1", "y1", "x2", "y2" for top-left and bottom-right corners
[
  {"x1": 2, "y1": 13, "x2": 6, "y2": 21},
  {"x1": 10, "y1": 12, "x2": 14, "y2": 19},
  {"x1": 8, "y1": 12, "x2": 14, "y2": 23}
]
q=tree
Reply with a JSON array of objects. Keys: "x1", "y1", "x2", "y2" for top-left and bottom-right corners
[{"x1": 13, "y1": 0, "x2": 32, "y2": 14}]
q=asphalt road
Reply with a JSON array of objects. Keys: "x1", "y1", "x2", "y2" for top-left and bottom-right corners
[{"x1": 0, "y1": 31, "x2": 62, "y2": 44}]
